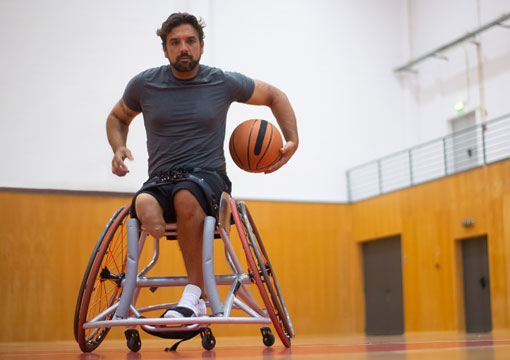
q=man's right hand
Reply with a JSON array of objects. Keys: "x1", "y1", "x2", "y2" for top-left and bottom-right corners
[
  {"x1": 106, "y1": 99, "x2": 140, "y2": 177},
  {"x1": 112, "y1": 146, "x2": 134, "y2": 176}
]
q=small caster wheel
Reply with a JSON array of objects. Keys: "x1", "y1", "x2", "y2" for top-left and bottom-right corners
[
  {"x1": 260, "y1": 327, "x2": 275, "y2": 347},
  {"x1": 125, "y1": 329, "x2": 141, "y2": 352},
  {"x1": 200, "y1": 328, "x2": 216, "y2": 351}
]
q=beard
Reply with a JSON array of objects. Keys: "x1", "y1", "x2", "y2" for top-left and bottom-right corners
[{"x1": 170, "y1": 53, "x2": 201, "y2": 73}]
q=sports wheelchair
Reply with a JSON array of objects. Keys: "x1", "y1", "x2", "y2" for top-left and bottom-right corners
[{"x1": 74, "y1": 192, "x2": 294, "y2": 352}]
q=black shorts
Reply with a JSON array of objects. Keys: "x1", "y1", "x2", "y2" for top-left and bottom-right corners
[{"x1": 131, "y1": 169, "x2": 231, "y2": 223}]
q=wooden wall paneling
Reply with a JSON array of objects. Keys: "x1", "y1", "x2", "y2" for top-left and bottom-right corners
[
  {"x1": 2, "y1": 160, "x2": 510, "y2": 343},
  {"x1": 487, "y1": 162, "x2": 510, "y2": 330},
  {"x1": 502, "y1": 193, "x2": 510, "y2": 330},
  {"x1": 240, "y1": 201, "x2": 357, "y2": 335},
  {"x1": 0, "y1": 192, "x2": 359, "y2": 342},
  {"x1": 0, "y1": 192, "x2": 130, "y2": 341}
]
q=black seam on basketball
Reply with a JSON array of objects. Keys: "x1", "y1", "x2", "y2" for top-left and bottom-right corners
[
  {"x1": 247, "y1": 120, "x2": 257, "y2": 170},
  {"x1": 256, "y1": 124, "x2": 274, "y2": 170},
  {"x1": 232, "y1": 146, "x2": 242, "y2": 168},
  {"x1": 254, "y1": 120, "x2": 268, "y2": 156}
]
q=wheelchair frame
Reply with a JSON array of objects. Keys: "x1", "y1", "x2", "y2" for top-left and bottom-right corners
[{"x1": 74, "y1": 193, "x2": 294, "y2": 352}]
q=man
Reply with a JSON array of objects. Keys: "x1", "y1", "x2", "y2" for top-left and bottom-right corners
[{"x1": 106, "y1": 12, "x2": 298, "y2": 320}]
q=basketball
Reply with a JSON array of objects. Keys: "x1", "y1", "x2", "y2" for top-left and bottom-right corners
[{"x1": 229, "y1": 119, "x2": 283, "y2": 173}]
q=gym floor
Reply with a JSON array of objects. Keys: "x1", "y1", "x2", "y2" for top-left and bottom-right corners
[{"x1": 1, "y1": 332, "x2": 510, "y2": 360}]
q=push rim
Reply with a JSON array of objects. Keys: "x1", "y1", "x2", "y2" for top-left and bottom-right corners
[
  {"x1": 244, "y1": 204, "x2": 295, "y2": 338},
  {"x1": 231, "y1": 198, "x2": 292, "y2": 347},
  {"x1": 75, "y1": 205, "x2": 130, "y2": 352}
]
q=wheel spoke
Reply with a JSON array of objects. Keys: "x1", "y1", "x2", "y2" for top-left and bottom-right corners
[
  {"x1": 231, "y1": 199, "x2": 293, "y2": 347},
  {"x1": 75, "y1": 205, "x2": 131, "y2": 352}
]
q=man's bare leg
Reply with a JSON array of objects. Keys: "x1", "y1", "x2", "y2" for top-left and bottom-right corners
[
  {"x1": 173, "y1": 189, "x2": 206, "y2": 294},
  {"x1": 135, "y1": 193, "x2": 166, "y2": 239},
  {"x1": 136, "y1": 190, "x2": 206, "y2": 318}
]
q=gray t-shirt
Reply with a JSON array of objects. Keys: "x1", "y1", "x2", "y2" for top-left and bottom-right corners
[{"x1": 123, "y1": 64, "x2": 255, "y2": 177}]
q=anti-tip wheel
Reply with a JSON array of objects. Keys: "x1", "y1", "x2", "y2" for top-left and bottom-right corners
[
  {"x1": 261, "y1": 327, "x2": 275, "y2": 347},
  {"x1": 125, "y1": 329, "x2": 142, "y2": 352},
  {"x1": 200, "y1": 328, "x2": 216, "y2": 351}
]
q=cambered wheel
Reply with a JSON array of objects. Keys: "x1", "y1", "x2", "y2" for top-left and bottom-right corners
[
  {"x1": 74, "y1": 205, "x2": 131, "y2": 352},
  {"x1": 231, "y1": 199, "x2": 294, "y2": 347}
]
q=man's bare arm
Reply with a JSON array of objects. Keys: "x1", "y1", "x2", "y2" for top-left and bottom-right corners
[
  {"x1": 106, "y1": 99, "x2": 140, "y2": 176},
  {"x1": 245, "y1": 80, "x2": 298, "y2": 173}
]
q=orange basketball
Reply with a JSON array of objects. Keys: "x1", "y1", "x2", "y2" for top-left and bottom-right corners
[{"x1": 229, "y1": 119, "x2": 283, "y2": 173}]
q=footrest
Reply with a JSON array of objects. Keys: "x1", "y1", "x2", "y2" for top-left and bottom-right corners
[{"x1": 141, "y1": 325, "x2": 200, "y2": 340}]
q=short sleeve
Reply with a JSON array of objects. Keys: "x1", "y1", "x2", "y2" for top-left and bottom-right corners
[
  {"x1": 122, "y1": 72, "x2": 144, "y2": 112},
  {"x1": 224, "y1": 71, "x2": 255, "y2": 103}
]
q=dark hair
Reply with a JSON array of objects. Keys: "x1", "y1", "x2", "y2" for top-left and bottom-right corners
[{"x1": 157, "y1": 12, "x2": 205, "y2": 48}]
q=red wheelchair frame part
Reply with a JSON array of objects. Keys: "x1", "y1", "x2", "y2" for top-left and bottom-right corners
[
  {"x1": 230, "y1": 198, "x2": 292, "y2": 347},
  {"x1": 75, "y1": 205, "x2": 130, "y2": 352},
  {"x1": 244, "y1": 205, "x2": 294, "y2": 338}
]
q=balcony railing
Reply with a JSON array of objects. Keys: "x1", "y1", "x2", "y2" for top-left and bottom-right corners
[{"x1": 346, "y1": 112, "x2": 510, "y2": 202}]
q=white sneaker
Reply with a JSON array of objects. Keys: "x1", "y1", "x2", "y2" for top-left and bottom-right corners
[{"x1": 164, "y1": 284, "x2": 207, "y2": 318}]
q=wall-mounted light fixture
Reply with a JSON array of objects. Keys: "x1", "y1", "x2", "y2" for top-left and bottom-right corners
[
  {"x1": 454, "y1": 100, "x2": 465, "y2": 115},
  {"x1": 461, "y1": 218, "x2": 475, "y2": 227}
]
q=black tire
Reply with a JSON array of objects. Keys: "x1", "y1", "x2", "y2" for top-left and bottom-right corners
[
  {"x1": 74, "y1": 205, "x2": 131, "y2": 352},
  {"x1": 261, "y1": 327, "x2": 275, "y2": 347},
  {"x1": 125, "y1": 329, "x2": 142, "y2": 352},
  {"x1": 232, "y1": 199, "x2": 294, "y2": 347},
  {"x1": 244, "y1": 204, "x2": 294, "y2": 339},
  {"x1": 201, "y1": 328, "x2": 216, "y2": 351}
]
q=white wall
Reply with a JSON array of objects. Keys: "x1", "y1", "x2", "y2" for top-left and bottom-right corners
[
  {"x1": 211, "y1": 0, "x2": 407, "y2": 201},
  {"x1": 400, "y1": 0, "x2": 510, "y2": 144},
  {"x1": 0, "y1": 0, "x2": 407, "y2": 202},
  {"x1": 1, "y1": 0, "x2": 507, "y2": 202}
]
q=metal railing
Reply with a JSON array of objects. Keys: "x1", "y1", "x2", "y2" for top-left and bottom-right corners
[{"x1": 346, "y1": 112, "x2": 510, "y2": 202}]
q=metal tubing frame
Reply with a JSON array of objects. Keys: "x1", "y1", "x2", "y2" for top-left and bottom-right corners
[
  {"x1": 113, "y1": 218, "x2": 140, "y2": 319},
  {"x1": 203, "y1": 216, "x2": 223, "y2": 316},
  {"x1": 83, "y1": 195, "x2": 273, "y2": 334},
  {"x1": 84, "y1": 316, "x2": 271, "y2": 329}
]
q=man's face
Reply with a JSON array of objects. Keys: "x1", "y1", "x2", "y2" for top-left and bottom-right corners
[{"x1": 164, "y1": 24, "x2": 204, "y2": 74}]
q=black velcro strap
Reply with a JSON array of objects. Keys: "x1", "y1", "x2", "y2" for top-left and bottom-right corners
[
  {"x1": 142, "y1": 326, "x2": 200, "y2": 340},
  {"x1": 131, "y1": 168, "x2": 223, "y2": 219},
  {"x1": 166, "y1": 338, "x2": 188, "y2": 352},
  {"x1": 172, "y1": 306, "x2": 194, "y2": 317}
]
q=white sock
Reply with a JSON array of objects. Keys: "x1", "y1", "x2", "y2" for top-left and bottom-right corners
[
  {"x1": 178, "y1": 284, "x2": 202, "y2": 308},
  {"x1": 164, "y1": 284, "x2": 203, "y2": 318}
]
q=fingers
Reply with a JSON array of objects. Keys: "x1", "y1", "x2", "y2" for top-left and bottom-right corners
[
  {"x1": 124, "y1": 148, "x2": 134, "y2": 161},
  {"x1": 264, "y1": 141, "x2": 297, "y2": 174},
  {"x1": 112, "y1": 147, "x2": 133, "y2": 177},
  {"x1": 112, "y1": 158, "x2": 129, "y2": 176},
  {"x1": 264, "y1": 157, "x2": 286, "y2": 174}
]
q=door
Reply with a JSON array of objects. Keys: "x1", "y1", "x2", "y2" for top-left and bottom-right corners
[
  {"x1": 461, "y1": 235, "x2": 492, "y2": 333},
  {"x1": 362, "y1": 235, "x2": 404, "y2": 335},
  {"x1": 450, "y1": 111, "x2": 478, "y2": 172}
]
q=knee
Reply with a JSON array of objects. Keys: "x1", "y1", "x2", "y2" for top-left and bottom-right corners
[{"x1": 135, "y1": 193, "x2": 166, "y2": 238}]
